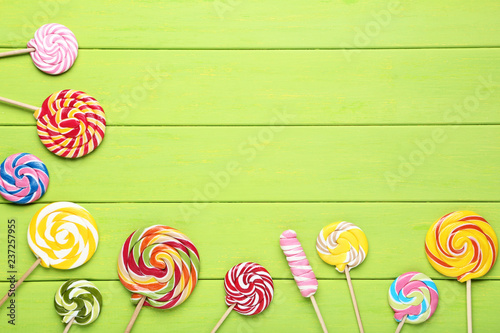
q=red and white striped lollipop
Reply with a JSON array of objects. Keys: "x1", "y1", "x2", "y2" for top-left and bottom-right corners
[
  {"x1": 211, "y1": 262, "x2": 273, "y2": 332},
  {"x1": 0, "y1": 23, "x2": 77, "y2": 75}
]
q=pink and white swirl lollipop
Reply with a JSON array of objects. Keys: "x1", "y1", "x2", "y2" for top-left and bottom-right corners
[
  {"x1": 211, "y1": 262, "x2": 273, "y2": 332},
  {"x1": 280, "y1": 230, "x2": 328, "y2": 332},
  {"x1": 0, "y1": 23, "x2": 78, "y2": 75}
]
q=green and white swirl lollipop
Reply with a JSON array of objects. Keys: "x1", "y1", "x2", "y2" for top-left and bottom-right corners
[{"x1": 54, "y1": 280, "x2": 103, "y2": 332}]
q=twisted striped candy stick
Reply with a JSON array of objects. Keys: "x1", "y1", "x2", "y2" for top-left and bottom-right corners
[
  {"x1": 280, "y1": 230, "x2": 328, "y2": 333},
  {"x1": 55, "y1": 280, "x2": 102, "y2": 326},
  {"x1": 28, "y1": 202, "x2": 99, "y2": 269},
  {"x1": 425, "y1": 211, "x2": 498, "y2": 282},
  {"x1": 27, "y1": 23, "x2": 78, "y2": 75},
  {"x1": 0, "y1": 153, "x2": 49, "y2": 204},
  {"x1": 224, "y1": 262, "x2": 274, "y2": 315},
  {"x1": 118, "y1": 225, "x2": 200, "y2": 309},
  {"x1": 316, "y1": 221, "x2": 368, "y2": 272},
  {"x1": 35, "y1": 89, "x2": 106, "y2": 158},
  {"x1": 388, "y1": 272, "x2": 439, "y2": 325},
  {"x1": 280, "y1": 230, "x2": 318, "y2": 297}
]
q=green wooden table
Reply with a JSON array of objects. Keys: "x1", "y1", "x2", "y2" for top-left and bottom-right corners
[{"x1": 1, "y1": 1, "x2": 499, "y2": 332}]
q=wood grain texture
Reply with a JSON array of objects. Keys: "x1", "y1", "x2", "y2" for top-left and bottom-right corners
[
  {"x1": 0, "y1": 279, "x2": 497, "y2": 332},
  {"x1": 1, "y1": 0, "x2": 499, "y2": 332},
  {"x1": 1, "y1": 49, "x2": 500, "y2": 125},
  {"x1": 0, "y1": 203, "x2": 498, "y2": 281},
  {"x1": 0, "y1": 126, "x2": 499, "y2": 202},
  {"x1": 0, "y1": 1, "x2": 500, "y2": 49}
]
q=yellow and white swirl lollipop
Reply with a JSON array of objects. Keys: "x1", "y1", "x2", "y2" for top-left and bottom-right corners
[
  {"x1": 0, "y1": 202, "x2": 99, "y2": 308},
  {"x1": 317, "y1": 222, "x2": 368, "y2": 333}
]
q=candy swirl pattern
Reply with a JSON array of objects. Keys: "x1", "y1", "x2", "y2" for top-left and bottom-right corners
[
  {"x1": 388, "y1": 272, "x2": 439, "y2": 324},
  {"x1": 27, "y1": 202, "x2": 99, "y2": 269},
  {"x1": 224, "y1": 262, "x2": 274, "y2": 315},
  {"x1": 280, "y1": 230, "x2": 318, "y2": 297},
  {"x1": 55, "y1": 280, "x2": 102, "y2": 325},
  {"x1": 0, "y1": 153, "x2": 49, "y2": 204},
  {"x1": 118, "y1": 225, "x2": 200, "y2": 309},
  {"x1": 27, "y1": 23, "x2": 78, "y2": 75},
  {"x1": 425, "y1": 211, "x2": 498, "y2": 282},
  {"x1": 316, "y1": 222, "x2": 368, "y2": 272},
  {"x1": 34, "y1": 89, "x2": 106, "y2": 158}
]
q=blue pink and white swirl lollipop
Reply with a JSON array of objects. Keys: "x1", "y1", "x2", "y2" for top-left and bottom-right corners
[
  {"x1": 388, "y1": 272, "x2": 439, "y2": 332},
  {"x1": 0, "y1": 153, "x2": 49, "y2": 204}
]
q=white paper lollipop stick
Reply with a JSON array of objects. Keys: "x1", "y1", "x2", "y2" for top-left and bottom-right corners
[
  {"x1": 211, "y1": 303, "x2": 236, "y2": 333},
  {"x1": 125, "y1": 295, "x2": 146, "y2": 333},
  {"x1": 0, "y1": 48, "x2": 36, "y2": 57},
  {"x1": 63, "y1": 317, "x2": 75, "y2": 333},
  {"x1": 345, "y1": 267, "x2": 364, "y2": 333},
  {"x1": 467, "y1": 280, "x2": 472, "y2": 333},
  {"x1": 0, "y1": 258, "x2": 41, "y2": 307},
  {"x1": 0, "y1": 95, "x2": 38, "y2": 111},
  {"x1": 395, "y1": 315, "x2": 406, "y2": 333},
  {"x1": 310, "y1": 295, "x2": 328, "y2": 333}
]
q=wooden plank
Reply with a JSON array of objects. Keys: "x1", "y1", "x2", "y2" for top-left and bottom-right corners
[
  {"x1": 1, "y1": 1, "x2": 500, "y2": 49},
  {"x1": 0, "y1": 203, "x2": 498, "y2": 281},
  {"x1": 0, "y1": 126, "x2": 499, "y2": 202},
  {"x1": 1, "y1": 49, "x2": 500, "y2": 125},
  {"x1": 0, "y1": 279, "x2": 497, "y2": 332}
]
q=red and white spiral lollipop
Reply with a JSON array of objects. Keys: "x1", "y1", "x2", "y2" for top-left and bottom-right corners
[
  {"x1": 211, "y1": 262, "x2": 274, "y2": 332},
  {"x1": 0, "y1": 90, "x2": 106, "y2": 158},
  {"x1": 0, "y1": 23, "x2": 77, "y2": 75}
]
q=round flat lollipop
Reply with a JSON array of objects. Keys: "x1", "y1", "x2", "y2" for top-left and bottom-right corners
[
  {"x1": 0, "y1": 90, "x2": 106, "y2": 158},
  {"x1": 211, "y1": 262, "x2": 274, "y2": 333},
  {"x1": 35, "y1": 89, "x2": 106, "y2": 158},
  {"x1": 425, "y1": 211, "x2": 498, "y2": 332},
  {"x1": 316, "y1": 221, "x2": 368, "y2": 272},
  {"x1": 55, "y1": 280, "x2": 102, "y2": 328},
  {"x1": 316, "y1": 221, "x2": 368, "y2": 333},
  {"x1": 425, "y1": 211, "x2": 498, "y2": 282},
  {"x1": 27, "y1": 23, "x2": 78, "y2": 75},
  {"x1": 28, "y1": 202, "x2": 99, "y2": 269},
  {"x1": 224, "y1": 262, "x2": 274, "y2": 315},
  {"x1": 0, "y1": 202, "x2": 99, "y2": 308},
  {"x1": 0, "y1": 153, "x2": 49, "y2": 204},
  {"x1": 118, "y1": 225, "x2": 200, "y2": 309},
  {"x1": 388, "y1": 272, "x2": 439, "y2": 325}
]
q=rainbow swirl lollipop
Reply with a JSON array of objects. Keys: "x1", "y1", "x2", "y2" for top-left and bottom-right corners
[
  {"x1": 388, "y1": 272, "x2": 439, "y2": 327},
  {"x1": 118, "y1": 225, "x2": 200, "y2": 309}
]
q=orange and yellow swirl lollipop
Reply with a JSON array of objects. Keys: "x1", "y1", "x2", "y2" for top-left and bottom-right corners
[{"x1": 425, "y1": 211, "x2": 498, "y2": 332}]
